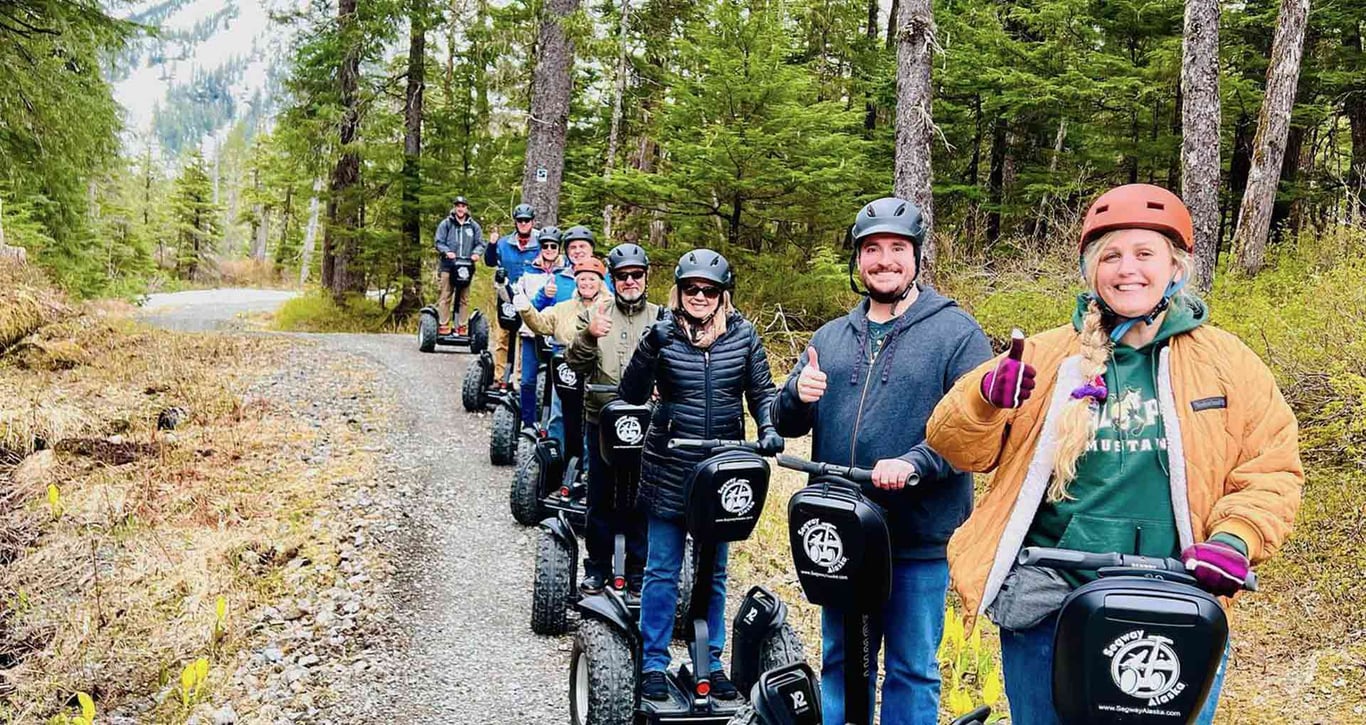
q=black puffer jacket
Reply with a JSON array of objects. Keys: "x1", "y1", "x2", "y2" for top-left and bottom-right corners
[{"x1": 619, "y1": 311, "x2": 778, "y2": 522}]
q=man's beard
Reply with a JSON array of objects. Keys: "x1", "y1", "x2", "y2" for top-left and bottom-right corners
[{"x1": 862, "y1": 269, "x2": 910, "y2": 304}]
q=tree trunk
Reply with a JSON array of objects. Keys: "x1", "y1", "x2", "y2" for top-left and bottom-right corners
[
  {"x1": 301, "y1": 179, "x2": 323, "y2": 286},
  {"x1": 1231, "y1": 0, "x2": 1310, "y2": 275},
  {"x1": 519, "y1": 0, "x2": 580, "y2": 226},
  {"x1": 324, "y1": 0, "x2": 365, "y2": 296},
  {"x1": 893, "y1": 0, "x2": 937, "y2": 278},
  {"x1": 602, "y1": 0, "x2": 631, "y2": 240},
  {"x1": 1181, "y1": 0, "x2": 1220, "y2": 293},
  {"x1": 1345, "y1": 26, "x2": 1366, "y2": 224},
  {"x1": 1269, "y1": 124, "x2": 1306, "y2": 235},
  {"x1": 985, "y1": 117, "x2": 1007, "y2": 243},
  {"x1": 397, "y1": 0, "x2": 428, "y2": 320},
  {"x1": 885, "y1": 0, "x2": 898, "y2": 50},
  {"x1": 863, "y1": 0, "x2": 878, "y2": 133}
]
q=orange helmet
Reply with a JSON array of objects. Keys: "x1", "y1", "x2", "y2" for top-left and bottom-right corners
[
  {"x1": 573, "y1": 257, "x2": 606, "y2": 278},
  {"x1": 1080, "y1": 184, "x2": 1194, "y2": 253}
]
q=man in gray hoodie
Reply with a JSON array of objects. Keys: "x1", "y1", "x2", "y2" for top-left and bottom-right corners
[{"x1": 771, "y1": 197, "x2": 992, "y2": 725}]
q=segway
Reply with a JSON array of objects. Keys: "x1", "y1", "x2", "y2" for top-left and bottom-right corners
[
  {"x1": 568, "y1": 437, "x2": 805, "y2": 725},
  {"x1": 951, "y1": 547, "x2": 1258, "y2": 725},
  {"x1": 418, "y1": 257, "x2": 490, "y2": 353},
  {"x1": 535, "y1": 386, "x2": 694, "y2": 637},
  {"x1": 461, "y1": 268, "x2": 523, "y2": 413},
  {"x1": 512, "y1": 337, "x2": 582, "y2": 526},
  {"x1": 728, "y1": 454, "x2": 914, "y2": 725},
  {"x1": 727, "y1": 662, "x2": 989, "y2": 725}
]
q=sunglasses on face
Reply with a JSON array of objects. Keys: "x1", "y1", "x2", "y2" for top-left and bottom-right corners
[
  {"x1": 613, "y1": 270, "x2": 646, "y2": 282},
  {"x1": 681, "y1": 283, "x2": 722, "y2": 299},
  {"x1": 542, "y1": 243, "x2": 559, "y2": 251}
]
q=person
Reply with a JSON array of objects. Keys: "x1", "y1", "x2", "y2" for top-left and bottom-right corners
[
  {"x1": 484, "y1": 203, "x2": 542, "y2": 385},
  {"x1": 925, "y1": 184, "x2": 1304, "y2": 725},
  {"x1": 513, "y1": 226, "x2": 565, "y2": 429},
  {"x1": 619, "y1": 248, "x2": 785, "y2": 702},
  {"x1": 533, "y1": 225, "x2": 613, "y2": 310},
  {"x1": 770, "y1": 197, "x2": 993, "y2": 725},
  {"x1": 517, "y1": 256, "x2": 609, "y2": 343},
  {"x1": 565, "y1": 243, "x2": 658, "y2": 598},
  {"x1": 433, "y1": 196, "x2": 485, "y2": 335},
  {"x1": 531, "y1": 225, "x2": 613, "y2": 443}
]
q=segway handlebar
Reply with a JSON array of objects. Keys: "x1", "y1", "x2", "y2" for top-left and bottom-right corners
[
  {"x1": 585, "y1": 384, "x2": 619, "y2": 394},
  {"x1": 1017, "y1": 546, "x2": 1259, "y2": 592},
  {"x1": 776, "y1": 454, "x2": 865, "y2": 486},
  {"x1": 668, "y1": 438, "x2": 767, "y2": 455}
]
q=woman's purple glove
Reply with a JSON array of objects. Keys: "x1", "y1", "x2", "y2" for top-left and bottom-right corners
[
  {"x1": 1181, "y1": 541, "x2": 1251, "y2": 596},
  {"x1": 981, "y1": 331, "x2": 1036, "y2": 408}
]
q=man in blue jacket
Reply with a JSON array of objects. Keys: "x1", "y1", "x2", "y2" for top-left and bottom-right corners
[
  {"x1": 483, "y1": 202, "x2": 542, "y2": 383},
  {"x1": 771, "y1": 197, "x2": 992, "y2": 725},
  {"x1": 433, "y1": 196, "x2": 484, "y2": 335}
]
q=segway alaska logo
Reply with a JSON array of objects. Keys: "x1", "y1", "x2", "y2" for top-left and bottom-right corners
[
  {"x1": 798, "y1": 519, "x2": 847, "y2": 574},
  {"x1": 614, "y1": 416, "x2": 643, "y2": 445},
  {"x1": 718, "y1": 477, "x2": 755, "y2": 517},
  {"x1": 556, "y1": 363, "x2": 578, "y2": 387},
  {"x1": 1105, "y1": 630, "x2": 1186, "y2": 706}
]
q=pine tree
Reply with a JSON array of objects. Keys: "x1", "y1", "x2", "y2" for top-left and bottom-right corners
[{"x1": 169, "y1": 151, "x2": 222, "y2": 281}]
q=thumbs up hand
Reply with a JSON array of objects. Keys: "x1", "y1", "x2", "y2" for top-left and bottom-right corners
[
  {"x1": 587, "y1": 296, "x2": 614, "y2": 338},
  {"x1": 981, "y1": 329, "x2": 1037, "y2": 409},
  {"x1": 797, "y1": 345, "x2": 829, "y2": 404}
]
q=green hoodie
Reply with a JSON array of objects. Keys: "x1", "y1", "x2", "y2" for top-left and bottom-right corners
[{"x1": 1023, "y1": 295, "x2": 1208, "y2": 584}]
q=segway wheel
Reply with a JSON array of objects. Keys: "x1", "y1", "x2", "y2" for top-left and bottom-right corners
[
  {"x1": 570, "y1": 619, "x2": 635, "y2": 725},
  {"x1": 418, "y1": 311, "x2": 438, "y2": 353},
  {"x1": 758, "y1": 621, "x2": 806, "y2": 672},
  {"x1": 725, "y1": 703, "x2": 760, "y2": 725},
  {"x1": 673, "y1": 539, "x2": 697, "y2": 640},
  {"x1": 490, "y1": 404, "x2": 519, "y2": 466},
  {"x1": 469, "y1": 313, "x2": 490, "y2": 354},
  {"x1": 511, "y1": 451, "x2": 546, "y2": 525},
  {"x1": 461, "y1": 362, "x2": 486, "y2": 412},
  {"x1": 531, "y1": 527, "x2": 575, "y2": 635}
]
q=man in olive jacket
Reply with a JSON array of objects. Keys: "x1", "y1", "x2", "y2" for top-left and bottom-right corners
[{"x1": 565, "y1": 243, "x2": 659, "y2": 595}]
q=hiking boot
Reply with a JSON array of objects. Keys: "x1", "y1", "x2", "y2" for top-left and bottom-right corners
[
  {"x1": 580, "y1": 574, "x2": 604, "y2": 596},
  {"x1": 437, "y1": 324, "x2": 452, "y2": 335},
  {"x1": 708, "y1": 669, "x2": 739, "y2": 700},
  {"x1": 641, "y1": 671, "x2": 670, "y2": 701}
]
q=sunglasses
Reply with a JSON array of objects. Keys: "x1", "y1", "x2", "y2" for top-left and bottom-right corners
[
  {"x1": 681, "y1": 283, "x2": 722, "y2": 299},
  {"x1": 613, "y1": 270, "x2": 646, "y2": 282},
  {"x1": 541, "y1": 243, "x2": 559, "y2": 251}
]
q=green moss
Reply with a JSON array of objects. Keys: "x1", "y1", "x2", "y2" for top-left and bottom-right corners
[{"x1": 271, "y1": 289, "x2": 397, "y2": 333}]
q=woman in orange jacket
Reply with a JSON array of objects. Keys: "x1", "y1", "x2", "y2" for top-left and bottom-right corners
[{"x1": 926, "y1": 184, "x2": 1303, "y2": 724}]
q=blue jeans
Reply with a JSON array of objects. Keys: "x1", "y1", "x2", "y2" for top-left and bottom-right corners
[
  {"x1": 519, "y1": 337, "x2": 538, "y2": 427},
  {"x1": 821, "y1": 558, "x2": 949, "y2": 725},
  {"x1": 641, "y1": 515, "x2": 729, "y2": 674},
  {"x1": 1000, "y1": 615, "x2": 1229, "y2": 724}
]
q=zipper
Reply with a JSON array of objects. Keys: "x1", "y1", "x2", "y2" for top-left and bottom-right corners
[
  {"x1": 848, "y1": 329, "x2": 882, "y2": 463},
  {"x1": 703, "y1": 349, "x2": 712, "y2": 439}
]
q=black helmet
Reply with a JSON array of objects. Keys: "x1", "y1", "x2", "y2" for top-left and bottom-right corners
[
  {"x1": 851, "y1": 197, "x2": 926, "y2": 248},
  {"x1": 674, "y1": 248, "x2": 733, "y2": 289},
  {"x1": 563, "y1": 225, "x2": 596, "y2": 247},
  {"x1": 538, "y1": 226, "x2": 563, "y2": 244},
  {"x1": 453, "y1": 195, "x2": 468, "y2": 206},
  {"x1": 607, "y1": 243, "x2": 649, "y2": 272},
  {"x1": 513, "y1": 203, "x2": 536, "y2": 221}
]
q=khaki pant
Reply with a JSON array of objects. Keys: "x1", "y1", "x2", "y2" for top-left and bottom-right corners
[
  {"x1": 436, "y1": 271, "x2": 471, "y2": 328},
  {"x1": 489, "y1": 288, "x2": 513, "y2": 382}
]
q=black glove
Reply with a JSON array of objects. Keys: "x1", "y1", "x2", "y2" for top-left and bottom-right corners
[
  {"x1": 756, "y1": 429, "x2": 785, "y2": 456},
  {"x1": 637, "y1": 317, "x2": 674, "y2": 357},
  {"x1": 493, "y1": 267, "x2": 508, "y2": 285}
]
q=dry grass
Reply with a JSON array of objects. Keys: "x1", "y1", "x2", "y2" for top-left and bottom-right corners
[
  {"x1": 0, "y1": 297, "x2": 379, "y2": 721},
  {"x1": 0, "y1": 260, "x2": 69, "y2": 354}
]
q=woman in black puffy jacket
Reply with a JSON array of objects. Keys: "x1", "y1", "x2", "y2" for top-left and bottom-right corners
[{"x1": 619, "y1": 248, "x2": 784, "y2": 702}]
